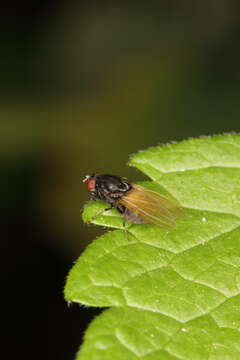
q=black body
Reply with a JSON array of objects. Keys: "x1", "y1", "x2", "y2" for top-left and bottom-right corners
[
  {"x1": 88, "y1": 174, "x2": 131, "y2": 213},
  {"x1": 85, "y1": 174, "x2": 144, "y2": 224}
]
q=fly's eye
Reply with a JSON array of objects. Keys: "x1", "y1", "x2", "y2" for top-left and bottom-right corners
[{"x1": 86, "y1": 178, "x2": 96, "y2": 191}]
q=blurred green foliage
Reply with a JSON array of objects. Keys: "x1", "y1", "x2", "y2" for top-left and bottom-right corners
[{"x1": 1, "y1": 1, "x2": 240, "y2": 256}]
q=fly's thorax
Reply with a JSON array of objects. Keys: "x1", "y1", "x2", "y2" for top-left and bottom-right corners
[{"x1": 95, "y1": 174, "x2": 132, "y2": 199}]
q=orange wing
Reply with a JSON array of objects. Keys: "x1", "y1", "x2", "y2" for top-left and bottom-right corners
[{"x1": 119, "y1": 184, "x2": 184, "y2": 228}]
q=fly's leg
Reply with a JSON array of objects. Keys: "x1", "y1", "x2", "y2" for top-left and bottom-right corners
[
  {"x1": 122, "y1": 210, "x2": 138, "y2": 242},
  {"x1": 121, "y1": 207, "x2": 144, "y2": 241},
  {"x1": 89, "y1": 205, "x2": 113, "y2": 222},
  {"x1": 122, "y1": 217, "x2": 130, "y2": 241}
]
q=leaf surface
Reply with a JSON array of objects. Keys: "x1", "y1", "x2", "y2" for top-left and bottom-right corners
[{"x1": 65, "y1": 134, "x2": 240, "y2": 359}]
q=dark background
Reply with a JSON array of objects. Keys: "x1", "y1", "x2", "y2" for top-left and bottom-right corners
[{"x1": 2, "y1": 1, "x2": 240, "y2": 359}]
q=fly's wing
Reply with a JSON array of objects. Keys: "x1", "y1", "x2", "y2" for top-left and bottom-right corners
[{"x1": 119, "y1": 184, "x2": 184, "y2": 228}]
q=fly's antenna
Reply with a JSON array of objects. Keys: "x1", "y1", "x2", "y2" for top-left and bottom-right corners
[{"x1": 83, "y1": 175, "x2": 90, "y2": 183}]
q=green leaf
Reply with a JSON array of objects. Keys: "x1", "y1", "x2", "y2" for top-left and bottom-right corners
[{"x1": 65, "y1": 134, "x2": 240, "y2": 360}]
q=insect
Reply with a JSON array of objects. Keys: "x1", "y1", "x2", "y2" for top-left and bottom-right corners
[{"x1": 83, "y1": 174, "x2": 183, "y2": 228}]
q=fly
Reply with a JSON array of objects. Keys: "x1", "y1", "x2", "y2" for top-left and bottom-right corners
[{"x1": 83, "y1": 174, "x2": 183, "y2": 228}]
